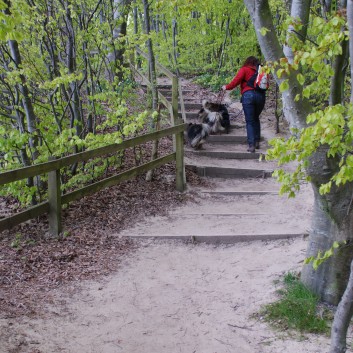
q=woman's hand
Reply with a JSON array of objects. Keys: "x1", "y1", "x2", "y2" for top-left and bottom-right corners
[{"x1": 221, "y1": 85, "x2": 227, "y2": 91}]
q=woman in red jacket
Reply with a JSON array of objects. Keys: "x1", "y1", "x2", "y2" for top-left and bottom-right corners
[{"x1": 222, "y1": 56, "x2": 266, "y2": 153}]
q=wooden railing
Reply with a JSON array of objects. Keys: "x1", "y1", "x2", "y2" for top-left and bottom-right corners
[
  {"x1": 0, "y1": 124, "x2": 186, "y2": 237},
  {"x1": 1, "y1": 49, "x2": 187, "y2": 237}
]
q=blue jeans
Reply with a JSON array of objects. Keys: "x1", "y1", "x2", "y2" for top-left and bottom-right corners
[{"x1": 241, "y1": 90, "x2": 266, "y2": 146}]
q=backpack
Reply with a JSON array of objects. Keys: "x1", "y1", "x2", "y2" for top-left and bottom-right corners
[{"x1": 246, "y1": 65, "x2": 269, "y2": 92}]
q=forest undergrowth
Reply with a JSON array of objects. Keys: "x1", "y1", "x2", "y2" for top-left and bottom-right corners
[
  {"x1": 0, "y1": 76, "x2": 280, "y2": 320},
  {"x1": 0, "y1": 81, "x2": 209, "y2": 320}
]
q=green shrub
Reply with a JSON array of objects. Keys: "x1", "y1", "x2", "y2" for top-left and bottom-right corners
[
  {"x1": 262, "y1": 272, "x2": 329, "y2": 334},
  {"x1": 194, "y1": 73, "x2": 232, "y2": 92}
]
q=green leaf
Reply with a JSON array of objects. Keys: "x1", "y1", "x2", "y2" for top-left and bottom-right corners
[
  {"x1": 260, "y1": 27, "x2": 270, "y2": 36},
  {"x1": 303, "y1": 87, "x2": 311, "y2": 98},
  {"x1": 297, "y1": 73, "x2": 305, "y2": 85},
  {"x1": 279, "y1": 80, "x2": 289, "y2": 92},
  {"x1": 312, "y1": 61, "x2": 322, "y2": 72}
]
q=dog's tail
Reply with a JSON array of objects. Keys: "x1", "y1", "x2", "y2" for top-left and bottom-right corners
[{"x1": 190, "y1": 124, "x2": 210, "y2": 148}]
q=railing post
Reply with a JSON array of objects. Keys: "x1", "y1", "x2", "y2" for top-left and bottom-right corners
[
  {"x1": 175, "y1": 126, "x2": 186, "y2": 192},
  {"x1": 172, "y1": 75, "x2": 185, "y2": 190},
  {"x1": 48, "y1": 157, "x2": 62, "y2": 236}
]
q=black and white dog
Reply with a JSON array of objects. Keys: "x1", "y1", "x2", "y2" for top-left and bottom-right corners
[
  {"x1": 186, "y1": 100, "x2": 230, "y2": 149},
  {"x1": 198, "y1": 100, "x2": 230, "y2": 134},
  {"x1": 186, "y1": 123, "x2": 211, "y2": 149}
]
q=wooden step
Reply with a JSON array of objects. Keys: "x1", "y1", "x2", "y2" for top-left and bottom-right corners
[
  {"x1": 201, "y1": 190, "x2": 279, "y2": 196},
  {"x1": 178, "y1": 112, "x2": 243, "y2": 121},
  {"x1": 140, "y1": 84, "x2": 173, "y2": 89},
  {"x1": 186, "y1": 165, "x2": 273, "y2": 179},
  {"x1": 189, "y1": 150, "x2": 261, "y2": 159},
  {"x1": 160, "y1": 88, "x2": 198, "y2": 95},
  {"x1": 141, "y1": 86, "x2": 198, "y2": 96},
  {"x1": 179, "y1": 112, "x2": 199, "y2": 119},
  {"x1": 180, "y1": 103, "x2": 202, "y2": 110},
  {"x1": 183, "y1": 125, "x2": 245, "y2": 137},
  {"x1": 127, "y1": 233, "x2": 305, "y2": 244},
  {"x1": 208, "y1": 135, "x2": 247, "y2": 144}
]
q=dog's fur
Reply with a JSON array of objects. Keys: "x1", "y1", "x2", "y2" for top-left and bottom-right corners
[
  {"x1": 198, "y1": 108, "x2": 224, "y2": 134},
  {"x1": 199, "y1": 100, "x2": 230, "y2": 134},
  {"x1": 186, "y1": 123, "x2": 211, "y2": 149}
]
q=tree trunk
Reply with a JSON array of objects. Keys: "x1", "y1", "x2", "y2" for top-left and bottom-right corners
[
  {"x1": 301, "y1": 147, "x2": 353, "y2": 304},
  {"x1": 243, "y1": 0, "x2": 353, "y2": 305}
]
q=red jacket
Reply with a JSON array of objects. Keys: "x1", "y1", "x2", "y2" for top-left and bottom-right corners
[{"x1": 225, "y1": 65, "x2": 257, "y2": 94}]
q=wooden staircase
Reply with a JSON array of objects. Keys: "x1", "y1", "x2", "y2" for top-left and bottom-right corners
[
  {"x1": 163, "y1": 84, "x2": 276, "y2": 179},
  {"x1": 125, "y1": 81, "x2": 312, "y2": 243}
]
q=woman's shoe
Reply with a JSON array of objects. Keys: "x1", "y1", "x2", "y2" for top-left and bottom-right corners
[{"x1": 247, "y1": 145, "x2": 255, "y2": 153}]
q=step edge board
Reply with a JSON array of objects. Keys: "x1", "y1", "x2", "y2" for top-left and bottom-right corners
[{"x1": 124, "y1": 233, "x2": 307, "y2": 244}]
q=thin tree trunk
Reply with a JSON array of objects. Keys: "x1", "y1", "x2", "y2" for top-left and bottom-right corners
[
  {"x1": 133, "y1": 1, "x2": 142, "y2": 69},
  {"x1": 142, "y1": 0, "x2": 159, "y2": 182},
  {"x1": 4, "y1": 0, "x2": 39, "y2": 204},
  {"x1": 329, "y1": 0, "x2": 349, "y2": 105},
  {"x1": 4, "y1": 7, "x2": 38, "y2": 161},
  {"x1": 142, "y1": 0, "x2": 158, "y2": 112},
  {"x1": 107, "y1": 0, "x2": 132, "y2": 82},
  {"x1": 283, "y1": 0, "x2": 311, "y2": 63},
  {"x1": 161, "y1": 19, "x2": 174, "y2": 67},
  {"x1": 63, "y1": 1, "x2": 83, "y2": 174},
  {"x1": 348, "y1": 0, "x2": 353, "y2": 103},
  {"x1": 217, "y1": 17, "x2": 230, "y2": 76},
  {"x1": 330, "y1": 39, "x2": 349, "y2": 105},
  {"x1": 244, "y1": 0, "x2": 312, "y2": 130},
  {"x1": 329, "y1": 258, "x2": 353, "y2": 353}
]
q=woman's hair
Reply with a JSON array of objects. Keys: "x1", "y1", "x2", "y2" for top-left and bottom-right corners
[{"x1": 243, "y1": 56, "x2": 260, "y2": 67}]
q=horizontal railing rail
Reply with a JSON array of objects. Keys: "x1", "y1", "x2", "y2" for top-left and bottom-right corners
[
  {"x1": 0, "y1": 123, "x2": 187, "y2": 236},
  {"x1": 0, "y1": 124, "x2": 184, "y2": 186}
]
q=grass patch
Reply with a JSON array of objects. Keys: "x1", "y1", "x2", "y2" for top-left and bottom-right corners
[{"x1": 262, "y1": 272, "x2": 330, "y2": 334}]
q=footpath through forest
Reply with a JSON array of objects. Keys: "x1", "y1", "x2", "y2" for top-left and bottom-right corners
[
  {"x1": 120, "y1": 77, "x2": 312, "y2": 243},
  {"x1": 1, "y1": 79, "x2": 347, "y2": 353}
]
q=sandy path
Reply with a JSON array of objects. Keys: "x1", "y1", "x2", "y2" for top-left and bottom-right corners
[
  {"x1": 2, "y1": 237, "x2": 347, "y2": 353},
  {"x1": 1, "y1": 78, "x2": 349, "y2": 353}
]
